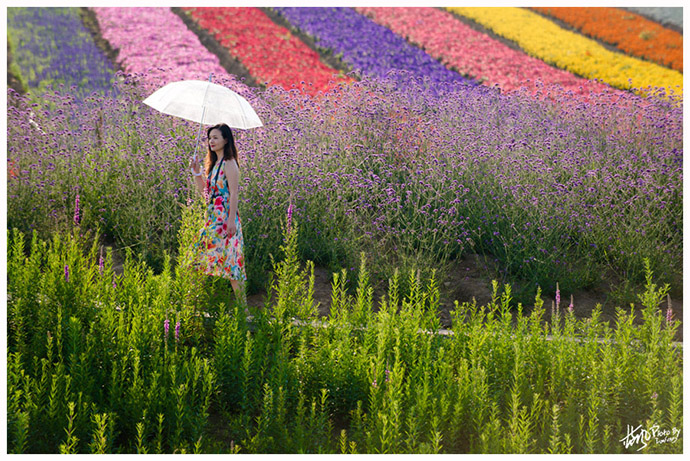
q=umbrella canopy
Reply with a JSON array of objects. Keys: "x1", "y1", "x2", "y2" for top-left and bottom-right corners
[{"x1": 143, "y1": 79, "x2": 263, "y2": 129}]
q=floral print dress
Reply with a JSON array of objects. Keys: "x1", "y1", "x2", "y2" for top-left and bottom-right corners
[{"x1": 193, "y1": 157, "x2": 246, "y2": 281}]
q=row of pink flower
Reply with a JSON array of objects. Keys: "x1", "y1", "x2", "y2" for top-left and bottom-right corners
[
  {"x1": 356, "y1": 7, "x2": 622, "y2": 100},
  {"x1": 90, "y1": 7, "x2": 246, "y2": 93}
]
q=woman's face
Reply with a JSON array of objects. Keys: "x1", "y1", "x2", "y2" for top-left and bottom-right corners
[{"x1": 208, "y1": 128, "x2": 227, "y2": 153}]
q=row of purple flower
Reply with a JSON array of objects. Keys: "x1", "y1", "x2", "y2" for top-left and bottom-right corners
[
  {"x1": 273, "y1": 7, "x2": 477, "y2": 90},
  {"x1": 7, "y1": 7, "x2": 118, "y2": 98}
]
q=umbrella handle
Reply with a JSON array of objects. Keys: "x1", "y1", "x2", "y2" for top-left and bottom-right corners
[
  {"x1": 191, "y1": 154, "x2": 201, "y2": 176},
  {"x1": 191, "y1": 128, "x2": 204, "y2": 176},
  {"x1": 191, "y1": 74, "x2": 212, "y2": 176},
  {"x1": 191, "y1": 102, "x2": 208, "y2": 175}
]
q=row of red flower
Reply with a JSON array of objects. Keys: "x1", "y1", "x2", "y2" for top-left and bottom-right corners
[{"x1": 182, "y1": 7, "x2": 354, "y2": 96}]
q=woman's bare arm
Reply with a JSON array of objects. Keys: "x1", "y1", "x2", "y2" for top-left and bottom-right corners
[
  {"x1": 193, "y1": 174, "x2": 205, "y2": 197},
  {"x1": 224, "y1": 159, "x2": 240, "y2": 235}
]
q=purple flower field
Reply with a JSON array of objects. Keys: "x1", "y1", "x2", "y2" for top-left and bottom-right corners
[{"x1": 7, "y1": 69, "x2": 682, "y2": 299}]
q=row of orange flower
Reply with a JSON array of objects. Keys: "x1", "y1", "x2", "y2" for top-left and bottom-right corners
[{"x1": 531, "y1": 7, "x2": 682, "y2": 73}]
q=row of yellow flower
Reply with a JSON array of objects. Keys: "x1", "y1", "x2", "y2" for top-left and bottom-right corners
[
  {"x1": 446, "y1": 7, "x2": 683, "y2": 97},
  {"x1": 530, "y1": 7, "x2": 683, "y2": 73}
]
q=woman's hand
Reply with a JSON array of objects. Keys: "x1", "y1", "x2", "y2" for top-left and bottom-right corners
[
  {"x1": 225, "y1": 219, "x2": 237, "y2": 238},
  {"x1": 190, "y1": 156, "x2": 202, "y2": 176}
]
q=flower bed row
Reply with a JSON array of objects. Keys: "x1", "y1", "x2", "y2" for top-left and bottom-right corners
[
  {"x1": 181, "y1": 7, "x2": 353, "y2": 96},
  {"x1": 7, "y1": 7, "x2": 118, "y2": 98},
  {"x1": 356, "y1": 7, "x2": 614, "y2": 99},
  {"x1": 447, "y1": 7, "x2": 683, "y2": 96},
  {"x1": 531, "y1": 7, "x2": 683, "y2": 72},
  {"x1": 90, "y1": 7, "x2": 245, "y2": 92},
  {"x1": 272, "y1": 7, "x2": 477, "y2": 89}
]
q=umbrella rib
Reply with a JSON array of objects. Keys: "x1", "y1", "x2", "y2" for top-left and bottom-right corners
[
  {"x1": 238, "y1": 93, "x2": 249, "y2": 128},
  {"x1": 201, "y1": 81, "x2": 213, "y2": 126}
]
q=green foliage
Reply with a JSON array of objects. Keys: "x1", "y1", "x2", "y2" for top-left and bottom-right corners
[
  {"x1": 7, "y1": 30, "x2": 28, "y2": 93},
  {"x1": 7, "y1": 227, "x2": 217, "y2": 453},
  {"x1": 6, "y1": 226, "x2": 683, "y2": 453}
]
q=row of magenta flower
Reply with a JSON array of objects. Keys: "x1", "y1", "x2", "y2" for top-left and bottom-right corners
[{"x1": 9, "y1": 7, "x2": 682, "y2": 101}]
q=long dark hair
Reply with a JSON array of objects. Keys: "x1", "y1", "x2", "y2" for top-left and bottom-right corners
[{"x1": 204, "y1": 123, "x2": 239, "y2": 176}]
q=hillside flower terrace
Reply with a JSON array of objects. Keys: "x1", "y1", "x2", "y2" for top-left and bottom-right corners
[{"x1": 5, "y1": 5, "x2": 684, "y2": 455}]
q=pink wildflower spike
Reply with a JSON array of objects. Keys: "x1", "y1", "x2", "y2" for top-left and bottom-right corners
[
  {"x1": 287, "y1": 202, "x2": 294, "y2": 232},
  {"x1": 175, "y1": 321, "x2": 180, "y2": 342},
  {"x1": 665, "y1": 295, "x2": 673, "y2": 324},
  {"x1": 385, "y1": 369, "x2": 391, "y2": 383},
  {"x1": 555, "y1": 283, "x2": 560, "y2": 311},
  {"x1": 164, "y1": 319, "x2": 170, "y2": 338},
  {"x1": 73, "y1": 193, "x2": 80, "y2": 225},
  {"x1": 99, "y1": 251, "x2": 104, "y2": 275},
  {"x1": 568, "y1": 295, "x2": 574, "y2": 314}
]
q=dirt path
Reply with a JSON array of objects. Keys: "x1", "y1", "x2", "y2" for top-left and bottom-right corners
[
  {"x1": 247, "y1": 253, "x2": 683, "y2": 342},
  {"x1": 104, "y1": 246, "x2": 682, "y2": 342}
]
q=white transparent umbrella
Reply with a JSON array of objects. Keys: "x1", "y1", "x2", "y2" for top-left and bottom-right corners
[{"x1": 142, "y1": 75, "x2": 263, "y2": 170}]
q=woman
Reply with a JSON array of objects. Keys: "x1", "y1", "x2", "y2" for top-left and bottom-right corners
[{"x1": 190, "y1": 123, "x2": 247, "y2": 306}]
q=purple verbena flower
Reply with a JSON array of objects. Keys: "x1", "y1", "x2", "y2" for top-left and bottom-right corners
[{"x1": 64, "y1": 264, "x2": 69, "y2": 282}]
